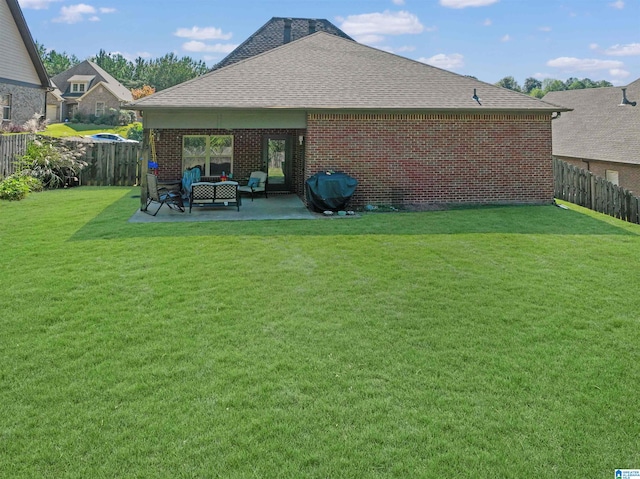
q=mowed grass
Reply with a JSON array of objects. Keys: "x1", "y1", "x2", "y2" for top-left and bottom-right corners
[
  {"x1": 1, "y1": 188, "x2": 639, "y2": 478},
  {"x1": 41, "y1": 122, "x2": 138, "y2": 138}
]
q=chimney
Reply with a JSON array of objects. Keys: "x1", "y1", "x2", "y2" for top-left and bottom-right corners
[
  {"x1": 283, "y1": 18, "x2": 292, "y2": 44},
  {"x1": 308, "y1": 19, "x2": 317, "y2": 34},
  {"x1": 620, "y1": 88, "x2": 637, "y2": 107}
]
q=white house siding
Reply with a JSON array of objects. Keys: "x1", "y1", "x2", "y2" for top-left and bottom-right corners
[{"x1": 0, "y1": 0, "x2": 41, "y2": 85}]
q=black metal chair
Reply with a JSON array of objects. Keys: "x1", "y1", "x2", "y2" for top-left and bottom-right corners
[{"x1": 144, "y1": 173, "x2": 184, "y2": 216}]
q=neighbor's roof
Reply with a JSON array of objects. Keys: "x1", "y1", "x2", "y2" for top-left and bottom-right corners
[
  {"x1": 212, "y1": 17, "x2": 353, "y2": 71},
  {"x1": 544, "y1": 78, "x2": 640, "y2": 165},
  {"x1": 133, "y1": 33, "x2": 568, "y2": 112},
  {"x1": 51, "y1": 60, "x2": 132, "y2": 101}
]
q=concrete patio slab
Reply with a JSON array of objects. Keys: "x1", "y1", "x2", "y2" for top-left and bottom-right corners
[{"x1": 129, "y1": 193, "x2": 319, "y2": 223}]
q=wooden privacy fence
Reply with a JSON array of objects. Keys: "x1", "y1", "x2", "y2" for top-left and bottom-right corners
[
  {"x1": 553, "y1": 158, "x2": 640, "y2": 224},
  {"x1": 0, "y1": 134, "x2": 142, "y2": 186},
  {"x1": 0, "y1": 134, "x2": 35, "y2": 177}
]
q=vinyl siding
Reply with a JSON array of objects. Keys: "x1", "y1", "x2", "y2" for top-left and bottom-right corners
[{"x1": 0, "y1": 0, "x2": 41, "y2": 85}]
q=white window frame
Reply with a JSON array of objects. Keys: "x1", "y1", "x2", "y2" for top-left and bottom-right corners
[
  {"x1": 605, "y1": 170, "x2": 619, "y2": 186},
  {"x1": 182, "y1": 135, "x2": 233, "y2": 177},
  {"x1": 95, "y1": 102, "x2": 105, "y2": 116},
  {"x1": 71, "y1": 83, "x2": 86, "y2": 93},
  {"x1": 1, "y1": 94, "x2": 11, "y2": 121}
]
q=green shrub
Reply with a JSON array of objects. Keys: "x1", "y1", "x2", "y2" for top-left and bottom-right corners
[
  {"x1": 127, "y1": 123, "x2": 143, "y2": 141},
  {"x1": 0, "y1": 174, "x2": 42, "y2": 201}
]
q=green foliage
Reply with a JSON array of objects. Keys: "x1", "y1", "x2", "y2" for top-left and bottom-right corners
[
  {"x1": 16, "y1": 138, "x2": 87, "y2": 189},
  {"x1": 0, "y1": 174, "x2": 42, "y2": 201},
  {"x1": 495, "y1": 76, "x2": 522, "y2": 92},
  {"x1": 127, "y1": 123, "x2": 143, "y2": 142},
  {"x1": 523, "y1": 77, "x2": 542, "y2": 94},
  {"x1": 36, "y1": 40, "x2": 80, "y2": 77},
  {"x1": 529, "y1": 87, "x2": 545, "y2": 98}
]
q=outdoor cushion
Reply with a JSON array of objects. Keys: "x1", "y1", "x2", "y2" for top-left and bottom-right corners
[{"x1": 248, "y1": 177, "x2": 260, "y2": 188}]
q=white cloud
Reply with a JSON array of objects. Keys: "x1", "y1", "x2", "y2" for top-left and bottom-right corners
[
  {"x1": 483, "y1": 18, "x2": 492, "y2": 26},
  {"x1": 174, "y1": 26, "x2": 233, "y2": 41},
  {"x1": 18, "y1": 0, "x2": 60, "y2": 8},
  {"x1": 501, "y1": 34, "x2": 511, "y2": 42},
  {"x1": 88, "y1": 15, "x2": 99, "y2": 21},
  {"x1": 538, "y1": 26, "x2": 551, "y2": 32},
  {"x1": 609, "y1": 68, "x2": 630, "y2": 78},
  {"x1": 533, "y1": 72, "x2": 554, "y2": 80},
  {"x1": 182, "y1": 41, "x2": 238, "y2": 54},
  {"x1": 546, "y1": 56, "x2": 624, "y2": 72},
  {"x1": 610, "y1": 0, "x2": 624, "y2": 9},
  {"x1": 589, "y1": 43, "x2": 599, "y2": 51},
  {"x1": 392, "y1": 0, "x2": 405, "y2": 4},
  {"x1": 419, "y1": 53, "x2": 464, "y2": 70},
  {"x1": 99, "y1": 7, "x2": 116, "y2": 13},
  {"x1": 604, "y1": 43, "x2": 640, "y2": 56},
  {"x1": 440, "y1": 0, "x2": 499, "y2": 8},
  {"x1": 53, "y1": 4, "x2": 96, "y2": 23},
  {"x1": 338, "y1": 10, "x2": 424, "y2": 44}
]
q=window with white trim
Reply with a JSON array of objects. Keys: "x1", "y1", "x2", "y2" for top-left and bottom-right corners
[
  {"x1": 71, "y1": 83, "x2": 86, "y2": 93},
  {"x1": 605, "y1": 170, "x2": 619, "y2": 186},
  {"x1": 1, "y1": 94, "x2": 11, "y2": 121},
  {"x1": 182, "y1": 135, "x2": 233, "y2": 176},
  {"x1": 96, "y1": 102, "x2": 105, "y2": 116}
]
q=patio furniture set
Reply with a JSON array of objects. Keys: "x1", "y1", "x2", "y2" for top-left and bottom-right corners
[{"x1": 143, "y1": 170, "x2": 268, "y2": 216}]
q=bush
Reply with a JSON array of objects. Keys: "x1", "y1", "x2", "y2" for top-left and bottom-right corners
[
  {"x1": 0, "y1": 174, "x2": 42, "y2": 201},
  {"x1": 16, "y1": 138, "x2": 87, "y2": 189},
  {"x1": 127, "y1": 123, "x2": 143, "y2": 142}
]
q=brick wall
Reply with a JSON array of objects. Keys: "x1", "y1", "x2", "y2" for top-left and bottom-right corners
[
  {"x1": 151, "y1": 128, "x2": 305, "y2": 194},
  {"x1": 306, "y1": 112, "x2": 554, "y2": 207},
  {"x1": 0, "y1": 82, "x2": 46, "y2": 125},
  {"x1": 78, "y1": 87, "x2": 123, "y2": 118},
  {"x1": 557, "y1": 156, "x2": 640, "y2": 195}
]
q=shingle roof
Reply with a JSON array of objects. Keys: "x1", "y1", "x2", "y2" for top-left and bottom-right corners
[
  {"x1": 212, "y1": 17, "x2": 353, "y2": 71},
  {"x1": 133, "y1": 32, "x2": 567, "y2": 112},
  {"x1": 51, "y1": 60, "x2": 132, "y2": 101},
  {"x1": 544, "y1": 80, "x2": 640, "y2": 165}
]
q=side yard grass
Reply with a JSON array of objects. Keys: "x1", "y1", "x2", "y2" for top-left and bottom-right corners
[
  {"x1": 1, "y1": 188, "x2": 639, "y2": 478},
  {"x1": 41, "y1": 122, "x2": 139, "y2": 138}
]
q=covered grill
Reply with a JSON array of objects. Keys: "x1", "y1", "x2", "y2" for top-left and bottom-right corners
[{"x1": 305, "y1": 171, "x2": 358, "y2": 212}]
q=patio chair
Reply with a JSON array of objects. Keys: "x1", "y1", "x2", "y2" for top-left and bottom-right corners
[
  {"x1": 238, "y1": 171, "x2": 268, "y2": 201},
  {"x1": 181, "y1": 166, "x2": 201, "y2": 198},
  {"x1": 144, "y1": 173, "x2": 184, "y2": 216}
]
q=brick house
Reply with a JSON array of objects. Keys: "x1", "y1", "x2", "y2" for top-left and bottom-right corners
[
  {"x1": 49, "y1": 60, "x2": 132, "y2": 123},
  {"x1": 132, "y1": 31, "x2": 568, "y2": 208},
  {"x1": 544, "y1": 79, "x2": 640, "y2": 194},
  {"x1": 0, "y1": 0, "x2": 50, "y2": 127}
]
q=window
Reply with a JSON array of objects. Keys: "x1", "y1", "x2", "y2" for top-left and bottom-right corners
[
  {"x1": 96, "y1": 102, "x2": 105, "y2": 116},
  {"x1": 1, "y1": 94, "x2": 11, "y2": 121},
  {"x1": 71, "y1": 83, "x2": 86, "y2": 93},
  {"x1": 605, "y1": 170, "x2": 619, "y2": 186},
  {"x1": 183, "y1": 135, "x2": 233, "y2": 176}
]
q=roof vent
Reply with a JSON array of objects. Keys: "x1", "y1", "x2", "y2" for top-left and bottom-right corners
[
  {"x1": 284, "y1": 18, "x2": 292, "y2": 44},
  {"x1": 619, "y1": 88, "x2": 637, "y2": 107}
]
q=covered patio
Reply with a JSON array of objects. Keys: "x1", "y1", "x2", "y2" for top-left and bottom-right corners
[{"x1": 129, "y1": 193, "x2": 319, "y2": 223}]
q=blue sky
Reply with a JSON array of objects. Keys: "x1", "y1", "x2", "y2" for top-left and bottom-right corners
[{"x1": 18, "y1": 0, "x2": 640, "y2": 86}]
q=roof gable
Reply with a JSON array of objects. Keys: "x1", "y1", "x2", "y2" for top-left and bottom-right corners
[
  {"x1": 135, "y1": 32, "x2": 566, "y2": 112},
  {"x1": 212, "y1": 17, "x2": 353, "y2": 70},
  {"x1": 3, "y1": 0, "x2": 50, "y2": 87},
  {"x1": 544, "y1": 80, "x2": 640, "y2": 165},
  {"x1": 51, "y1": 60, "x2": 131, "y2": 101}
]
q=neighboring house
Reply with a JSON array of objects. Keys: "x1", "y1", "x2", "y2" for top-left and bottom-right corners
[
  {"x1": 132, "y1": 31, "x2": 568, "y2": 208},
  {"x1": 212, "y1": 17, "x2": 353, "y2": 71},
  {"x1": 544, "y1": 79, "x2": 640, "y2": 194},
  {"x1": 50, "y1": 60, "x2": 133, "y2": 122},
  {"x1": 0, "y1": 0, "x2": 50, "y2": 126}
]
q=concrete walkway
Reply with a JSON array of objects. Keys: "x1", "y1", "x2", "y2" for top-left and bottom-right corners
[{"x1": 129, "y1": 193, "x2": 319, "y2": 223}]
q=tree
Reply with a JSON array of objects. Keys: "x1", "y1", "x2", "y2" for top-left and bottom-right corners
[
  {"x1": 495, "y1": 76, "x2": 521, "y2": 92},
  {"x1": 529, "y1": 88, "x2": 545, "y2": 99},
  {"x1": 567, "y1": 79, "x2": 585, "y2": 90},
  {"x1": 131, "y1": 85, "x2": 156, "y2": 100},
  {"x1": 542, "y1": 78, "x2": 566, "y2": 93},
  {"x1": 523, "y1": 77, "x2": 542, "y2": 94},
  {"x1": 92, "y1": 50, "x2": 135, "y2": 87},
  {"x1": 36, "y1": 41, "x2": 79, "y2": 77}
]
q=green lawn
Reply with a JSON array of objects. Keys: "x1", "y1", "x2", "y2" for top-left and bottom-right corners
[
  {"x1": 1, "y1": 188, "x2": 639, "y2": 478},
  {"x1": 41, "y1": 122, "x2": 139, "y2": 138}
]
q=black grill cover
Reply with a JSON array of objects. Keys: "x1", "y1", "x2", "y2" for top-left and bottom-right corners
[{"x1": 305, "y1": 172, "x2": 358, "y2": 211}]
